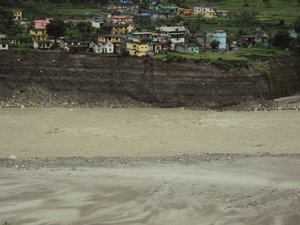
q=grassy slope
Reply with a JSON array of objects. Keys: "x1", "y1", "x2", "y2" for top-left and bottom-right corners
[{"x1": 186, "y1": 0, "x2": 300, "y2": 24}]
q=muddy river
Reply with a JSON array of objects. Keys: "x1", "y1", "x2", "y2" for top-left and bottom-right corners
[
  {"x1": 0, "y1": 108, "x2": 299, "y2": 225},
  {"x1": 0, "y1": 108, "x2": 299, "y2": 157}
]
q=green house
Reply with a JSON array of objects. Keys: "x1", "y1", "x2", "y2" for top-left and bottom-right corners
[
  {"x1": 186, "y1": 46, "x2": 200, "y2": 55},
  {"x1": 154, "y1": 4, "x2": 178, "y2": 12}
]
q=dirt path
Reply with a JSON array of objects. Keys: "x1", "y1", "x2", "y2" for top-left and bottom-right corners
[
  {"x1": 0, "y1": 108, "x2": 300, "y2": 158},
  {"x1": 0, "y1": 157, "x2": 300, "y2": 225}
]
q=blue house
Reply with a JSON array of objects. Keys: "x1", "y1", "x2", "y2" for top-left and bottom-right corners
[
  {"x1": 118, "y1": 0, "x2": 129, "y2": 4},
  {"x1": 206, "y1": 31, "x2": 227, "y2": 50}
]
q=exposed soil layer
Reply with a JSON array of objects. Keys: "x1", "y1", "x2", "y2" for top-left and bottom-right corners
[{"x1": 0, "y1": 51, "x2": 269, "y2": 108}]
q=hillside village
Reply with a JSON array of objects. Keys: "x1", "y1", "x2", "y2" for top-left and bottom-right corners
[{"x1": 0, "y1": 0, "x2": 299, "y2": 59}]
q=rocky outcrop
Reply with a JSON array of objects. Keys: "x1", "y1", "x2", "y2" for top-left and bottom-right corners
[{"x1": 0, "y1": 51, "x2": 269, "y2": 107}]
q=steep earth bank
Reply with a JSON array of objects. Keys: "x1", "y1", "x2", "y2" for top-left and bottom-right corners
[{"x1": 0, "y1": 51, "x2": 269, "y2": 108}]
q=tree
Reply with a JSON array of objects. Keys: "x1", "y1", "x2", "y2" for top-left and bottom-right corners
[
  {"x1": 184, "y1": 16, "x2": 202, "y2": 34},
  {"x1": 262, "y1": 0, "x2": 270, "y2": 6},
  {"x1": 234, "y1": 11, "x2": 259, "y2": 27},
  {"x1": 210, "y1": 40, "x2": 220, "y2": 50},
  {"x1": 243, "y1": 0, "x2": 250, "y2": 7},
  {"x1": 294, "y1": 16, "x2": 300, "y2": 33},
  {"x1": 272, "y1": 31, "x2": 293, "y2": 49},
  {"x1": 98, "y1": 24, "x2": 112, "y2": 35},
  {"x1": 16, "y1": 33, "x2": 32, "y2": 47},
  {"x1": 76, "y1": 21, "x2": 92, "y2": 34},
  {"x1": 46, "y1": 19, "x2": 65, "y2": 43},
  {"x1": 0, "y1": 9, "x2": 14, "y2": 34}
]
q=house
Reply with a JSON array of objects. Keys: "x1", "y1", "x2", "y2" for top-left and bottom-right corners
[
  {"x1": 126, "y1": 42, "x2": 149, "y2": 57},
  {"x1": 12, "y1": 10, "x2": 22, "y2": 20},
  {"x1": 149, "y1": 34, "x2": 171, "y2": 54},
  {"x1": 238, "y1": 34, "x2": 270, "y2": 48},
  {"x1": 91, "y1": 17, "x2": 104, "y2": 28},
  {"x1": 112, "y1": 23, "x2": 134, "y2": 34},
  {"x1": 206, "y1": 31, "x2": 227, "y2": 50},
  {"x1": 126, "y1": 31, "x2": 152, "y2": 57},
  {"x1": 149, "y1": 42, "x2": 170, "y2": 54},
  {"x1": 90, "y1": 41, "x2": 115, "y2": 54},
  {"x1": 156, "y1": 26, "x2": 188, "y2": 50},
  {"x1": 112, "y1": 15, "x2": 134, "y2": 24},
  {"x1": 118, "y1": 0, "x2": 129, "y2": 3},
  {"x1": 186, "y1": 45, "x2": 200, "y2": 54},
  {"x1": 132, "y1": 32, "x2": 152, "y2": 43},
  {"x1": 0, "y1": 41, "x2": 9, "y2": 51},
  {"x1": 194, "y1": 6, "x2": 217, "y2": 18},
  {"x1": 0, "y1": 37, "x2": 19, "y2": 46},
  {"x1": 182, "y1": 9, "x2": 193, "y2": 16},
  {"x1": 157, "y1": 25, "x2": 188, "y2": 36},
  {"x1": 98, "y1": 34, "x2": 124, "y2": 44},
  {"x1": 154, "y1": 4, "x2": 178, "y2": 12},
  {"x1": 289, "y1": 29, "x2": 298, "y2": 39},
  {"x1": 30, "y1": 28, "x2": 48, "y2": 41},
  {"x1": 217, "y1": 10, "x2": 230, "y2": 18},
  {"x1": 59, "y1": 38, "x2": 90, "y2": 53},
  {"x1": 33, "y1": 40, "x2": 53, "y2": 50},
  {"x1": 175, "y1": 44, "x2": 200, "y2": 54},
  {"x1": 150, "y1": 12, "x2": 180, "y2": 21},
  {"x1": 107, "y1": 4, "x2": 139, "y2": 13},
  {"x1": 34, "y1": 18, "x2": 52, "y2": 29},
  {"x1": 97, "y1": 34, "x2": 125, "y2": 54}
]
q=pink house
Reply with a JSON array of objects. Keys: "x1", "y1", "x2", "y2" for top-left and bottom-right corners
[{"x1": 34, "y1": 18, "x2": 52, "y2": 29}]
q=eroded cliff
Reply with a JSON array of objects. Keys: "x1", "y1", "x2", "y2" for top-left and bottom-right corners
[{"x1": 0, "y1": 51, "x2": 269, "y2": 107}]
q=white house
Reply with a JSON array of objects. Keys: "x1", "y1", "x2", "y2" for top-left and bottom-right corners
[
  {"x1": 0, "y1": 42, "x2": 8, "y2": 51},
  {"x1": 194, "y1": 6, "x2": 217, "y2": 18},
  {"x1": 156, "y1": 26, "x2": 188, "y2": 50},
  {"x1": 91, "y1": 41, "x2": 114, "y2": 54},
  {"x1": 91, "y1": 17, "x2": 104, "y2": 29}
]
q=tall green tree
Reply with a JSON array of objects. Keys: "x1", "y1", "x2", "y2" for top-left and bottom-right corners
[
  {"x1": 76, "y1": 21, "x2": 93, "y2": 38},
  {"x1": 46, "y1": 19, "x2": 65, "y2": 43},
  {"x1": 272, "y1": 31, "x2": 293, "y2": 49},
  {"x1": 262, "y1": 0, "x2": 270, "y2": 6},
  {"x1": 294, "y1": 16, "x2": 300, "y2": 33}
]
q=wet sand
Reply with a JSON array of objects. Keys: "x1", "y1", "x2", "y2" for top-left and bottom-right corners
[{"x1": 0, "y1": 108, "x2": 300, "y2": 158}]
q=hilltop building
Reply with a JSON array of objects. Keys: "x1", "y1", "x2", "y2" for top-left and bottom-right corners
[
  {"x1": 30, "y1": 29, "x2": 48, "y2": 41},
  {"x1": 156, "y1": 26, "x2": 188, "y2": 50},
  {"x1": 33, "y1": 40, "x2": 54, "y2": 50},
  {"x1": 34, "y1": 18, "x2": 52, "y2": 29},
  {"x1": 12, "y1": 10, "x2": 22, "y2": 20},
  {"x1": 0, "y1": 41, "x2": 9, "y2": 51},
  {"x1": 194, "y1": 6, "x2": 217, "y2": 18},
  {"x1": 91, "y1": 17, "x2": 104, "y2": 28}
]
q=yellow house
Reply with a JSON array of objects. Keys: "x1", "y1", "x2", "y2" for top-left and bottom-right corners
[
  {"x1": 33, "y1": 40, "x2": 53, "y2": 50},
  {"x1": 30, "y1": 29, "x2": 48, "y2": 41},
  {"x1": 126, "y1": 42, "x2": 148, "y2": 57},
  {"x1": 12, "y1": 10, "x2": 22, "y2": 20},
  {"x1": 112, "y1": 24, "x2": 134, "y2": 34},
  {"x1": 0, "y1": 37, "x2": 19, "y2": 46},
  {"x1": 98, "y1": 35, "x2": 123, "y2": 44},
  {"x1": 193, "y1": 7, "x2": 217, "y2": 18}
]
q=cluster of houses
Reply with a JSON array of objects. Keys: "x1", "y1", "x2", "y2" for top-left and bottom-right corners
[{"x1": 0, "y1": 1, "x2": 274, "y2": 56}]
